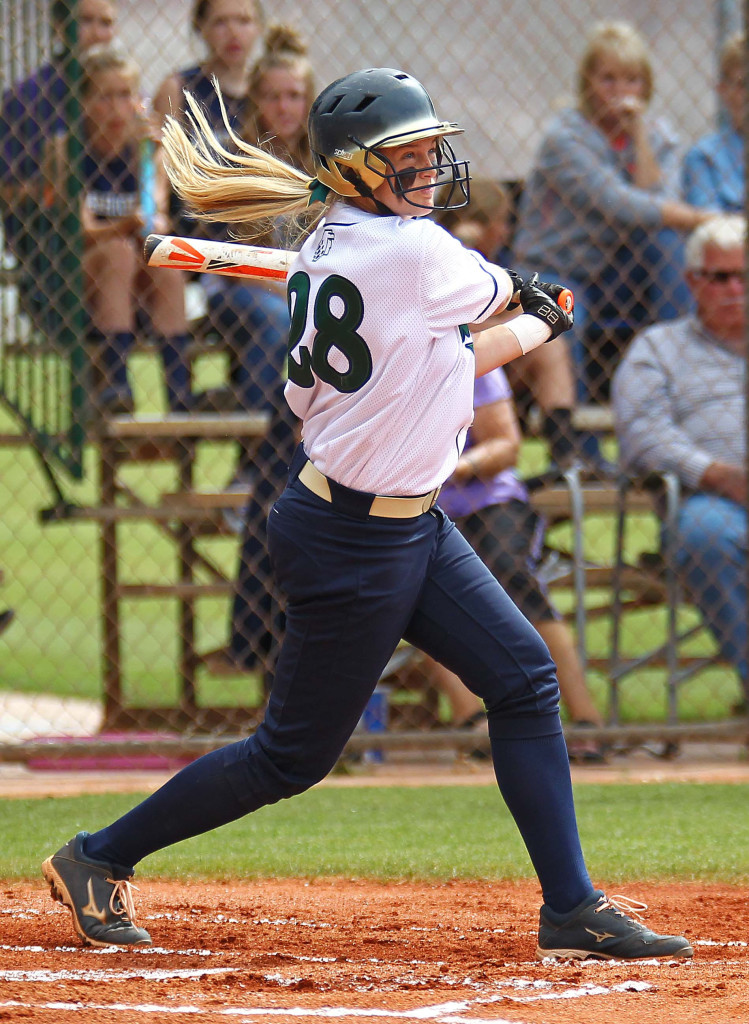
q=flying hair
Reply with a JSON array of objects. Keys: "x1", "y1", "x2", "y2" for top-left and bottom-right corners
[{"x1": 161, "y1": 81, "x2": 320, "y2": 232}]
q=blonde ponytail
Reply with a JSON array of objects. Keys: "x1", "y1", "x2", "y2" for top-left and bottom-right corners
[{"x1": 161, "y1": 83, "x2": 318, "y2": 232}]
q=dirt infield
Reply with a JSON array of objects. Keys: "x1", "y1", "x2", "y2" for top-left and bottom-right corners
[
  {"x1": 2, "y1": 747, "x2": 748, "y2": 1021},
  {"x1": 2, "y1": 878, "x2": 747, "y2": 1024}
]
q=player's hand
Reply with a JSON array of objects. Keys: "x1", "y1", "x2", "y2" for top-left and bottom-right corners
[
  {"x1": 519, "y1": 274, "x2": 574, "y2": 339},
  {"x1": 534, "y1": 280, "x2": 566, "y2": 303},
  {"x1": 505, "y1": 268, "x2": 523, "y2": 310}
]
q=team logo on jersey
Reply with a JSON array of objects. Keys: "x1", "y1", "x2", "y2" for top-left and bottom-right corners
[
  {"x1": 459, "y1": 324, "x2": 474, "y2": 350},
  {"x1": 312, "y1": 227, "x2": 336, "y2": 262}
]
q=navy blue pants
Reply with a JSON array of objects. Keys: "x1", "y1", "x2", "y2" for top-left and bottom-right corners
[
  {"x1": 87, "y1": 458, "x2": 592, "y2": 912},
  {"x1": 254, "y1": 478, "x2": 560, "y2": 783}
]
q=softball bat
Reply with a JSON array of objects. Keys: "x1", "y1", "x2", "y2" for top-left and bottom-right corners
[
  {"x1": 143, "y1": 233, "x2": 293, "y2": 282},
  {"x1": 145, "y1": 234, "x2": 575, "y2": 313}
]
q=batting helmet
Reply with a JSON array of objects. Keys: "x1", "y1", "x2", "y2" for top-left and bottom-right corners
[{"x1": 308, "y1": 68, "x2": 470, "y2": 210}]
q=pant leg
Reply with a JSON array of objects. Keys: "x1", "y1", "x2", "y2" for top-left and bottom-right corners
[
  {"x1": 159, "y1": 332, "x2": 192, "y2": 412},
  {"x1": 404, "y1": 511, "x2": 592, "y2": 912},
  {"x1": 643, "y1": 228, "x2": 693, "y2": 322},
  {"x1": 228, "y1": 377, "x2": 298, "y2": 672},
  {"x1": 208, "y1": 283, "x2": 288, "y2": 409},
  {"x1": 85, "y1": 486, "x2": 441, "y2": 870},
  {"x1": 675, "y1": 494, "x2": 748, "y2": 697}
]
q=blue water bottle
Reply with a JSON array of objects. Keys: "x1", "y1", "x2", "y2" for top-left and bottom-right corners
[{"x1": 139, "y1": 99, "x2": 157, "y2": 238}]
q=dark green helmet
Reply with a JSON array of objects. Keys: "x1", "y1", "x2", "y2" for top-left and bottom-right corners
[{"x1": 308, "y1": 68, "x2": 469, "y2": 210}]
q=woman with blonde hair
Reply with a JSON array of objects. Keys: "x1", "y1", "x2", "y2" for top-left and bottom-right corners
[
  {"x1": 43, "y1": 67, "x2": 690, "y2": 965},
  {"x1": 244, "y1": 24, "x2": 315, "y2": 176},
  {"x1": 49, "y1": 44, "x2": 189, "y2": 412},
  {"x1": 514, "y1": 21, "x2": 711, "y2": 405}
]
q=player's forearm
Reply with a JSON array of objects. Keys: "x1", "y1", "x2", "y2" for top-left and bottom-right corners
[
  {"x1": 473, "y1": 316, "x2": 552, "y2": 377},
  {"x1": 469, "y1": 306, "x2": 522, "y2": 332},
  {"x1": 472, "y1": 325, "x2": 524, "y2": 376}
]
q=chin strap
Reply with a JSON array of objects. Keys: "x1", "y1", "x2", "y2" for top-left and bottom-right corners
[{"x1": 340, "y1": 168, "x2": 397, "y2": 217}]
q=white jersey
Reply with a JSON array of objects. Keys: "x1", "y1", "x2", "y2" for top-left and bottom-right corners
[{"x1": 285, "y1": 202, "x2": 513, "y2": 495}]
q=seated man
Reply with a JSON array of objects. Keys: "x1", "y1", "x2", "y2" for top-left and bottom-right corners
[{"x1": 612, "y1": 214, "x2": 746, "y2": 708}]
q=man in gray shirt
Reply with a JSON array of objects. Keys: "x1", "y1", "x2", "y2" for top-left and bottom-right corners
[{"x1": 613, "y1": 214, "x2": 746, "y2": 705}]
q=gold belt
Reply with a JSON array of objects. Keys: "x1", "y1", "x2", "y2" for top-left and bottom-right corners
[{"x1": 298, "y1": 461, "x2": 440, "y2": 518}]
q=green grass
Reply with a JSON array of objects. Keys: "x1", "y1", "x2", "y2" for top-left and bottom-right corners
[
  {"x1": 3, "y1": 783, "x2": 748, "y2": 883},
  {"x1": 0, "y1": 359, "x2": 737, "y2": 720},
  {"x1": 0, "y1": 354, "x2": 266, "y2": 708}
]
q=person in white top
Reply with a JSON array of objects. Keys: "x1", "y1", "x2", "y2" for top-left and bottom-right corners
[{"x1": 41, "y1": 68, "x2": 691, "y2": 962}]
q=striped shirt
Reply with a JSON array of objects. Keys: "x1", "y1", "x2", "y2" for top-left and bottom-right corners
[{"x1": 612, "y1": 315, "x2": 745, "y2": 490}]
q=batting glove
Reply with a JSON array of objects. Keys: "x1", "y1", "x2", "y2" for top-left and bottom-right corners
[
  {"x1": 519, "y1": 274, "x2": 574, "y2": 339},
  {"x1": 505, "y1": 268, "x2": 524, "y2": 310}
]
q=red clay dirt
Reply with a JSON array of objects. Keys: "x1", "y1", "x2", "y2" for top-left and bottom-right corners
[{"x1": 1, "y1": 878, "x2": 747, "y2": 1024}]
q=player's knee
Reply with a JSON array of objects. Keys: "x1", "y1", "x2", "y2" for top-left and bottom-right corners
[
  {"x1": 222, "y1": 736, "x2": 331, "y2": 809},
  {"x1": 484, "y1": 630, "x2": 560, "y2": 719}
]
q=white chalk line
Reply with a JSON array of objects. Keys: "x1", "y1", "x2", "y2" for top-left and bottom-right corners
[
  {"x1": 0, "y1": 976, "x2": 657, "y2": 1023},
  {"x1": 0, "y1": 998, "x2": 523, "y2": 1023},
  {"x1": 0, "y1": 966, "x2": 233, "y2": 983}
]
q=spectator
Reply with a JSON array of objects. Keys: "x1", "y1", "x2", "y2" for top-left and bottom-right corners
[
  {"x1": 153, "y1": 0, "x2": 273, "y2": 430},
  {"x1": 204, "y1": 26, "x2": 318, "y2": 680},
  {"x1": 244, "y1": 25, "x2": 315, "y2": 176},
  {"x1": 438, "y1": 178, "x2": 612, "y2": 477},
  {"x1": 0, "y1": 0, "x2": 117, "y2": 316},
  {"x1": 513, "y1": 21, "x2": 711, "y2": 404},
  {"x1": 682, "y1": 31, "x2": 745, "y2": 213},
  {"x1": 153, "y1": 3, "x2": 298, "y2": 488},
  {"x1": 48, "y1": 45, "x2": 190, "y2": 413},
  {"x1": 426, "y1": 366, "x2": 607, "y2": 763},
  {"x1": 612, "y1": 215, "x2": 746, "y2": 710}
]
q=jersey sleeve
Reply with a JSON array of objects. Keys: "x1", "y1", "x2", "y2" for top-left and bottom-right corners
[{"x1": 418, "y1": 220, "x2": 514, "y2": 332}]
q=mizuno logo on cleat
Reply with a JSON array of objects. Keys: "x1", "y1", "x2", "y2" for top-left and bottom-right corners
[
  {"x1": 585, "y1": 927, "x2": 616, "y2": 943},
  {"x1": 82, "y1": 878, "x2": 108, "y2": 924}
]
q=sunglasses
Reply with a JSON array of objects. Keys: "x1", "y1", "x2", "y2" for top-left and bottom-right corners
[{"x1": 695, "y1": 269, "x2": 745, "y2": 283}]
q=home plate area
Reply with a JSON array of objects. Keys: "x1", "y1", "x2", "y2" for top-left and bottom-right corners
[{"x1": 1, "y1": 879, "x2": 747, "y2": 1024}]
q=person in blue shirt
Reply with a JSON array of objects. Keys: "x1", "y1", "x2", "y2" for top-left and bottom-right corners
[
  {"x1": 682, "y1": 32, "x2": 744, "y2": 213},
  {"x1": 47, "y1": 45, "x2": 190, "y2": 413},
  {"x1": 0, "y1": 0, "x2": 117, "y2": 315}
]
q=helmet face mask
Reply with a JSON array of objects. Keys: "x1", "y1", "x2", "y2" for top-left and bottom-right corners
[
  {"x1": 309, "y1": 68, "x2": 470, "y2": 211},
  {"x1": 361, "y1": 135, "x2": 469, "y2": 212}
]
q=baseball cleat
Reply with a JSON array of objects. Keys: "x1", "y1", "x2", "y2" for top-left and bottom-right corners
[
  {"x1": 536, "y1": 891, "x2": 693, "y2": 961},
  {"x1": 42, "y1": 832, "x2": 151, "y2": 947}
]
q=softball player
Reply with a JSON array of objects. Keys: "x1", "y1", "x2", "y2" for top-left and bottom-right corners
[{"x1": 43, "y1": 68, "x2": 691, "y2": 962}]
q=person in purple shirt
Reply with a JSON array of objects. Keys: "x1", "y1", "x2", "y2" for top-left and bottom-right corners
[
  {"x1": 682, "y1": 32, "x2": 744, "y2": 213},
  {"x1": 431, "y1": 367, "x2": 606, "y2": 763}
]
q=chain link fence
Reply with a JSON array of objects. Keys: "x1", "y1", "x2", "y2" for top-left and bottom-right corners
[{"x1": 0, "y1": 0, "x2": 745, "y2": 760}]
